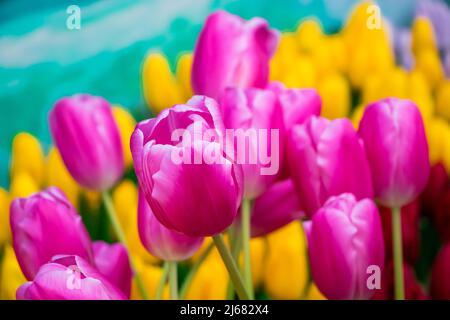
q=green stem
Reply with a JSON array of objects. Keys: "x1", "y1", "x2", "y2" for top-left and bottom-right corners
[
  {"x1": 169, "y1": 261, "x2": 178, "y2": 300},
  {"x1": 155, "y1": 262, "x2": 169, "y2": 300},
  {"x1": 226, "y1": 230, "x2": 242, "y2": 300},
  {"x1": 179, "y1": 242, "x2": 214, "y2": 299},
  {"x1": 241, "y1": 199, "x2": 254, "y2": 299},
  {"x1": 101, "y1": 191, "x2": 149, "y2": 300},
  {"x1": 212, "y1": 234, "x2": 250, "y2": 300},
  {"x1": 392, "y1": 206, "x2": 405, "y2": 300}
]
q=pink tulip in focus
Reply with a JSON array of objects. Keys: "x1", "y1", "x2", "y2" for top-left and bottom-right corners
[
  {"x1": 251, "y1": 179, "x2": 304, "y2": 237},
  {"x1": 49, "y1": 94, "x2": 124, "y2": 191},
  {"x1": 10, "y1": 187, "x2": 93, "y2": 280},
  {"x1": 138, "y1": 190, "x2": 203, "y2": 261},
  {"x1": 287, "y1": 116, "x2": 373, "y2": 217},
  {"x1": 192, "y1": 11, "x2": 279, "y2": 100},
  {"x1": 219, "y1": 87, "x2": 282, "y2": 199},
  {"x1": 308, "y1": 194, "x2": 385, "y2": 300},
  {"x1": 17, "y1": 255, "x2": 126, "y2": 300},
  {"x1": 93, "y1": 241, "x2": 132, "y2": 298},
  {"x1": 130, "y1": 96, "x2": 243, "y2": 237},
  {"x1": 358, "y1": 98, "x2": 430, "y2": 208}
]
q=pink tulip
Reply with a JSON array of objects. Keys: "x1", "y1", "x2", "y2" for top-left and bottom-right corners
[
  {"x1": 17, "y1": 255, "x2": 126, "y2": 300},
  {"x1": 130, "y1": 96, "x2": 243, "y2": 237},
  {"x1": 251, "y1": 179, "x2": 304, "y2": 237},
  {"x1": 93, "y1": 241, "x2": 132, "y2": 298},
  {"x1": 138, "y1": 190, "x2": 203, "y2": 261},
  {"x1": 308, "y1": 193, "x2": 385, "y2": 300},
  {"x1": 219, "y1": 87, "x2": 283, "y2": 199},
  {"x1": 49, "y1": 94, "x2": 124, "y2": 191},
  {"x1": 192, "y1": 11, "x2": 279, "y2": 100},
  {"x1": 430, "y1": 243, "x2": 450, "y2": 300},
  {"x1": 287, "y1": 116, "x2": 373, "y2": 217},
  {"x1": 10, "y1": 187, "x2": 93, "y2": 280},
  {"x1": 358, "y1": 98, "x2": 430, "y2": 208}
]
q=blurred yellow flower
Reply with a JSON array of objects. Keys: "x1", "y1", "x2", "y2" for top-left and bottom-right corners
[
  {"x1": 113, "y1": 180, "x2": 159, "y2": 264},
  {"x1": 0, "y1": 245, "x2": 26, "y2": 300},
  {"x1": 142, "y1": 52, "x2": 184, "y2": 114},
  {"x1": 176, "y1": 53, "x2": 194, "y2": 99},
  {"x1": 412, "y1": 17, "x2": 437, "y2": 56},
  {"x1": 0, "y1": 188, "x2": 11, "y2": 245},
  {"x1": 319, "y1": 73, "x2": 350, "y2": 119},
  {"x1": 10, "y1": 133, "x2": 45, "y2": 187},
  {"x1": 131, "y1": 257, "x2": 168, "y2": 300},
  {"x1": 9, "y1": 172, "x2": 39, "y2": 201},
  {"x1": 426, "y1": 117, "x2": 450, "y2": 172},
  {"x1": 263, "y1": 221, "x2": 309, "y2": 300},
  {"x1": 112, "y1": 106, "x2": 136, "y2": 168},
  {"x1": 351, "y1": 104, "x2": 365, "y2": 130},
  {"x1": 407, "y1": 70, "x2": 434, "y2": 121},
  {"x1": 282, "y1": 54, "x2": 317, "y2": 89},
  {"x1": 305, "y1": 283, "x2": 326, "y2": 300},
  {"x1": 46, "y1": 147, "x2": 80, "y2": 207},
  {"x1": 414, "y1": 48, "x2": 445, "y2": 90},
  {"x1": 295, "y1": 19, "x2": 323, "y2": 54},
  {"x1": 270, "y1": 33, "x2": 298, "y2": 81},
  {"x1": 436, "y1": 81, "x2": 450, "y2": 121}
]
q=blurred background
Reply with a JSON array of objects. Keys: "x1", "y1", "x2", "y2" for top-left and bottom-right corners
[{"x1": 0, "y1": 0, "x2": 437, "y2": 188}]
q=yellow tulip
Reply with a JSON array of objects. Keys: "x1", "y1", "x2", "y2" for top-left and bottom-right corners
[
  {"x1": 351, "y1": 104, "x2": 365, "y2": 130},
  {"x1": 408, "y1": 70, "x2": 434, "y2": 121},
  {"x1": 282, "y1": 54, "x2": 317, "y2": 89},
  {"x1": 319, "y1": 73, "x2": 351, "y2": 119},
  {"x1": 0, "y1": 188, "x2": 11, "y2": 245},
  {"x1": 412, "y1": 17, "x2": 437, "y2": 55},
  {"x1": 236, "y1": 237, "x2": 266, "y2": 289},
  {"x1": 0, "y1": 245, "x2": 26, "y2": 300},
  {"x1": 10, "y1": 133, "x2": 45, "y2": 187},
  {"x1": 185, "y1": 253, "x2": 229, "y2": 300},
  {"x1": 112, "y1": 106, "x2": 136, "y2": 168},
  {"x1": 305, "y1": 283, "x2": 326, "y2": 300},
  {"x1": 9, "y1": 172, "x2": 39, "y2": 201},
  {"x1": 426, "y1": 117, "x2": 450, "y2": 172},
  {"x1": 176, "y1": 53, "x2": 193, "y2": 99},
  {"x1": 46, "y1": 147, "x2": 79, "y2": 207},
  {"x1": 131, "y1": 258, "x2": 169, "y2": 300},
  {"x1": 436, "y1": 81, "x2": 450, "y2": 121},
  {"x1": 295, "y1": 19, "x2": 323, "y2": 54},
  {"x1": 263, "y1": 221, "x2": 309, "y2": 299},
  {"x1": 112, "y1": 180, "x2": 159, "y2": 264},
  {"x1": 270, "y1": 33, "x2": 298, "y2": 81},
  {"x1": 142, "y1": 52, "x2": 184, "y2": 114},
  {"x1": 414, "y1": 48, "x2": 445, "y2": 89}
]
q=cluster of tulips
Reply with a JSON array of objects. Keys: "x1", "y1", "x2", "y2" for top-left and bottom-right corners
[{"x1": 1, "y1": 2, "x2": 450, "y2": 300}]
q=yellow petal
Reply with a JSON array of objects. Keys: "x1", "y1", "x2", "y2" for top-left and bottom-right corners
[
  {"x1": 176, "y1": 53, "x2": 193, "y2": 99},
  {"x1": 10, "y1": 133, "x2": 45, "y2": 187},
  {"x1": 0, "y1": 245, "x2": 26, "y2": 300},
  {"x1": 351, "y1": 104, "x2": 366, "y2": 130},
  {"x1": 46, "y1": 147, "x2": 80, "y2": 207},
  {"x1": 426, "y1": 117, "x2": 450, "y2": 172},
  {"x1": 407, "y1": 70, "x2": 434, "y2": 121},
  {"x1": 263, "y1": 221, "x2": 309, "y2": 299},
  {"x1": 412, "y1": 17, "x2": 437, "y2": 55},
  {"x1": 282, "y1": 54, "x2": 317, "y2": 89},
  {"x1": 319, "y1": 73, "x2": 351, "y2": 119},
  {"x1": 9, "y1": 172, "x2": 39, "y2": 201},
  {"x1": 436, "y1": 80, "x2": 450, "y2": 121},
  {"x1": 112, "y1": 106, "x2": 136, "y2": 168},
  {"x1": 305, "y1": 283, "x2": 327, "y2": 300},
  {"x1": 270, "y1": 33, "x2": 298, "y2": 81},
  {"x1": 414, "y1": 48, "x2": 445, "y2": 89},
  {"x1": 131, "y1": 257, "x2": 169, "y2": 300},
  {"x1": 142, "y1": 52, "x2": 184, "y2": 114},
  {"x1": 0, "y1": 188, "x2": 11, "y2": 245},
  {"x1": 295, "y1": 19, "x2": 323, "y2": 54}
]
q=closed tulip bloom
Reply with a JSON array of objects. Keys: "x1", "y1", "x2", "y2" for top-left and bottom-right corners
[
  {"x1": 251, "y1": 179, "x2": 304, "y2": 237},
  {"x1": 17, "y1": 255, "x2": 126, "y2": 300},
  {"x1": 308, "y1": 194, "x2": 385, "y2": 300},
  {"x1": 131, "y1": 96, "x2": 243, "y2": 237},
  {"x1": 430, "y1": 243, "x2": 450, "y2": 300},
  {"x1": 138, "y1": 190, "x2": 203, "y2": 261},
  {"x1": 192, "y1": 11, "x2": 279, "y2": 100},
  {"x1": 219, "y1": 87, "x2": 282, "y2": 198},
  {"x1": 287, "y1": 116, "x2": 373, "y2": 217},
  {"x1": 93, "y1": 241, "x2": 132, "y2": 298},
  {"x1": 10, "y1": 187, "x2": 93, "y2": 280},
  {"x1": 359, "y1": 98, "x2": 430, "y2": 208},
  {"x1": 49, "y1": 94, "x2": 124, "y2": 191}
]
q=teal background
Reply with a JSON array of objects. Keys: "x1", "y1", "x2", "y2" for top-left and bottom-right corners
[{"x1": 0, "y1": 0, "x2": 417, "y2": 188}]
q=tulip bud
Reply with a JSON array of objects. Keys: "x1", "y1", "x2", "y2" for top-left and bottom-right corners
[
  {"x1": 131, "y1": 96, "x2": 243, "y2": 237},
  {"x1": 112, "y1": 105, "x2": 136, "y2": 168},
  {"x1": 412, "y1": 17, "x2": 437, "y2": 55},
  {"x1": 10, "y1": 187, "x2": 93, "y2": 280},
  {"x1": 308, "y1": 194, "x2": 385, "y2": 300},
  {"x1": 49, "y1": 94, "x2": 124, "y2": 191},
  {"x1": 17, "y1": 255, "x2": 126, "y2": 300},
  {"x1": 10, "y1": 133, "x2": 45, "y2": 186},
  {"x1": 192, "y1": 11, "x2": 279, "y2": 100},
  {"x1": 287, "y1": 116, "x2": 373, "y2": 217},
  {"x1": 176, "y1": 53, "x2": 194, "y2": 99},
  {"x1": 93, "y1": 241, "x2": 132, "y2": 298},
  {"x1": 219, "y1": 87, "x2": 282, "y2": 199},
  {"x1": 138, "y1": 190, "x2": 203, "y2": 261},
  {"x1": 379, "y1": 200, "x2": 421, "y2": 264},
  {"x1": 372, "y1": 261, "x2": 428, "y2": 300},
  {"x1": 430, "y1": 243, "x2": 450, "y2": 300},
  {"x1": 359, "y1": 98, "x2": 430, "y2": 208},
  {"x1": 251, "y1": 179, "x2": 303, "y2": 237},
  {"x1": 0, "y1": 245, "x2": 26, "y2": 300}
]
